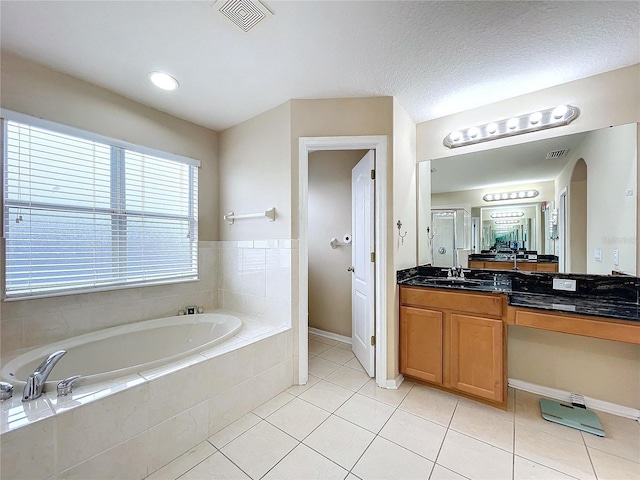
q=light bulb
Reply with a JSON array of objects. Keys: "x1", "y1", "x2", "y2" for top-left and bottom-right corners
[
  {"x1": 529, "y1": 112, "x2": 542, "y2": 125},
  {"x1": 468, "y1": 127, "x2": 479, "y2": 138},
  {"x1": 486, "y1": 123, "x2": 498, "y2": 134},
  {"x1": 450, "y1": 131, "x2": 462, "y2": 142},
  {"x1": 149, "y1": 72, "x2": 179, "y2": 91},
  {"x1": 507, "y1": 118, "x2": 519, "y2": 130},
  {"x1": 552, "y1": 104, "x2": 568, "y2": 119}
]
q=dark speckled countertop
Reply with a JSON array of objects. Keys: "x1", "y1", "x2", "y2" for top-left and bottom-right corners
[{"x1": 397, "y1": 265, "x2": 640, "y2": 322}]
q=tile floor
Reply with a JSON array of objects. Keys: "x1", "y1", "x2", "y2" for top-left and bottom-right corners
[{"x1": 147, "y1": 334, "x2": 640, "y2": 480}]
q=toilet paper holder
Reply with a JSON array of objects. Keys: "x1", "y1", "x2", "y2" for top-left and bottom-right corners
[{"x1": 330, "y1": 234, "x2": 352, "y2": 249}]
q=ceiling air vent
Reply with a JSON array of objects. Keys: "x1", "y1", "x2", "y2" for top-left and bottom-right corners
[
  {"x1": 546, "y1": 149, "x2": 569, "y2": 159},
  {"x1": 215, "y1": 0, "x2": 273, "y2": 32}
]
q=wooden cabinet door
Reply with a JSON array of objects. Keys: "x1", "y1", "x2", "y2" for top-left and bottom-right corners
[
  {"x1": 400, "y1": 306, "x2": 443, "y2": 384},
  {"x1": 449, "y1": 313, "x2": 504, "y2": 402}
]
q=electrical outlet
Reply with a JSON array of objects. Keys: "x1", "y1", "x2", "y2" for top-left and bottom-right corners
[
  {"x1": 613, "y1": 249, "x2": 619, "y2": 266},
  {"x1": 553, "y1": 278, "x2": 577, "y2": 292},
  {"x1": 594, "y1": 248, "x2": 602, "y2": 262}
]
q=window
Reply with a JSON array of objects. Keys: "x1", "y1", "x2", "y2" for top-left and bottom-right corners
[{"x1": 2, "y1": 111, "x2": 199, "y2": 299}]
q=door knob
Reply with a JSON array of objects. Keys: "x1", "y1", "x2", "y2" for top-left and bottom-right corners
[{"x1": 347, "y1": 266, "x2": 355, "y2": 272}]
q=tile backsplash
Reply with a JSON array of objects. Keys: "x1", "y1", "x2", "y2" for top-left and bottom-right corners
[{"x1": 1, "y1": 240, "x2": 296, "y2": 356}]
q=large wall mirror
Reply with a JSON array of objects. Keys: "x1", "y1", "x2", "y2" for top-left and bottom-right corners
[{"x1": 418, "y1": 123, "x2": 637, "y2": 275}]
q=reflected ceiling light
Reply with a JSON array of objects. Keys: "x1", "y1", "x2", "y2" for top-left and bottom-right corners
[
  {"x1": 495, "y1": 219, "x2": 519, "y2": 224},
  {"x1": 148, "y1": 71, "x2": 179, "y2": 91},
  {"x1": 491, "y1": 211, "x2": 525, "y2": 218},
  {"x1": 483, "y1": 189, "x2": 539, "y2": 202},
  {"x1": 443, "y1": 104, "x2": 579, "y2": 148}
]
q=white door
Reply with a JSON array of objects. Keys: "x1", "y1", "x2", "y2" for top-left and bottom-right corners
[{"x1": 351, "y1": 150, "x2": 375, "y2": 377}]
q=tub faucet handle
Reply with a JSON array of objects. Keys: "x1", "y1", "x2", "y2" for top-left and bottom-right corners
[
  {"x1": 57, "y1": 375, "x2": 81, "y2": 397},
  {"x1": 1, "y1": 381, "x2": 13, "y2": 401}
]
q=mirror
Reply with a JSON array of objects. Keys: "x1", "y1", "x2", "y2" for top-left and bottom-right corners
[{"x1": 418, "y1": 123, "x2": 637, "y2": 275}]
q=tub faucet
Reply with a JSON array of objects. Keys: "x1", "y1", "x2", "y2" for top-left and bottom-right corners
[{"x1": 22, "y1": 350, "x2": 66, "y2": 402}]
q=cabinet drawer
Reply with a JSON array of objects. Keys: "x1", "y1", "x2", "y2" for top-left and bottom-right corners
[{"x1": 400, "y1": 286, "x2": 504, "y2": 317}]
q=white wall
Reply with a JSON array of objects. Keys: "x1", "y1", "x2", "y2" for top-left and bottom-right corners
[
  {"x1": 308, "y1": 151, "x2": 365, "y2": 337},
  {"x1": 417, "y1": 64, "x2": 640, "y2": 409}
]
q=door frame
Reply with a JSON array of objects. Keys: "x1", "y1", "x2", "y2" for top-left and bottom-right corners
[
  {"x1": 298, "y1": 136, "x2": 388, "y2": 388},
  {"x1": 558, "y1": 187, "x2": 568, "y2": 272}
]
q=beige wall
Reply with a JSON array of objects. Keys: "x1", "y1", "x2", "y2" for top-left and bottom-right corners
[
  {"x1": 0, "y1": 52, "x2": 222, "y2": 355},
  {"x1": 0, "y1": 51, "x2": 219, "y2": 240},
  {"x1": 308, "y1": 150, "x2": 365, "y2": 337},
  {"x1": 218, "y1": 102, "x2": 292, "y2": 241},
  {"x1": 556, "y1": 123, "x2": 637, "y2": 275},
  {"x1": 417, "y1": 64, "x2": 640, "y2": 409}
]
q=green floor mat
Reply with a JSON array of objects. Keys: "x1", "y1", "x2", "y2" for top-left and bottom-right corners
[{"x1": 540, "y1": 398, "x2": 605, "y2": 437}]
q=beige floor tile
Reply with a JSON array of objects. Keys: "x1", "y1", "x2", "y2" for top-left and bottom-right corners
[
  {"x1": 513, "y1": 455, "x2": 579, "y2": 479},
  {"x1": 263, "y1": 443, "x2": 348, "y2": 479},
  {"x1": 399, "y1": 385, "x2": 458, "y2": 427},
  {"x1": 325, "y1": 366, "x2": 371, "y2": 391},
  {"x1": 358, "y1": 379, "x2": 414, "y2": 407},
  {"x1": 309, "y1": 334, "x2": 340, "y2": 346},
  {"x1": 582, "y1": 411, "x2": 640, "y2": 463},
  {"x1": 309, "y1": 339, "x2": 333, "y2": 355},
  {"x1": 266, "y1": 397, "x2": 330, "y2": 440},
  {"x1": 299, "y1": 380, "x2": 354, "y2": 412},
  {"x1": 438, "y1": 430, "x2": 513, "y2": 480},
  {"x1": 304, "y1": 415, "x2": 375, "y2": 470},
  {"x1": 379, "y1": 409, "x2": 447, "y2": 461},
  {"x1": 145, "y1": 441, "x2": 216, "y2": 480},
  {"x1": 344, "y1": 357, "x2": 367, "y2": 373},
  {"x1": 286, "y1": 374, "x2": 320, "y2": 396},
  {"x1": 180, "y1": 451, "x2": 250, "y2": 479},
  {"x1": 334, "y1": 393, "x2": 396, "y2": 433},
  {"x1": 429, "y1": 465, "x2": 468, "y2": 480},
  {"x1": 208, "y1": 413, "x2": 262, "y2": 449},
  {"x1": 221, "y1": 421, "x2": 297, "y2": 479},
  {"x1": 335, "y1": 341, "x2": 353, "y2": 351},
  {"x1": 514, "y1": 391, "x2": 583, "y2": 443},
  {"x1": 589, "y1": 447, "x2": 640, "y2": 480},
  {"x1": 252, "y1": 391, "x2": 296, "y2": 418},
  {"x1": 449, "y1": 403, "x2": 514, "y2": 452},
  {"x1": 353, "y1": 436, "x2": 434, "y2": 480},
  {"x1": 309, "y1": 357, "x2": 342, "y2": 379},
  {"x1": 317, "y1": 345, "x2": 356, "y2": 364},
  {"x1": 515, "y1": 424, "x2": 595, "y2": 480},
  {"x1": 457, "y1": 388, "x2": 515, "y2": 422}
]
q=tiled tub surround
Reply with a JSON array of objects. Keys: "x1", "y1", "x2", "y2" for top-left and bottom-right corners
[
  {"x1": 1, "y1": 318, "x2": 294, "y2": 480},
  {"x1": 1, "y1": 242, "x2": 220, "y2": 356},
  {"x1": 1, "y1": 240, "x2": 297, "y2": 357},
  {"x1": 1, "y1": 239, "x2": 298, "y2": 479}
]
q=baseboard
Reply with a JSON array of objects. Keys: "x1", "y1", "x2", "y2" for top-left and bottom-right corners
[
  {"x1": 508, "y1": 378, "x2": 640, "y2": 421},
  {"x1": 382, "y1": 374, "x2": 404, "y2": 390},
  {"x1": 308, "y1": 327, "x2": 352, "y2": 345}
]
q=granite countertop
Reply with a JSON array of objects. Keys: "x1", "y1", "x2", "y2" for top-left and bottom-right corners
[
  {"x1": 508, "y1": 292, "x2": 639, "y2": 322},
  {"x1": 397, "y1": 266, "x2": 640, "y2": 323}
]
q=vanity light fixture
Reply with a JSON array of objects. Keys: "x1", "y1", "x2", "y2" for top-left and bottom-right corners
[
  {"x1": 443, "y1": 104, "x2": 580, "y2": 148},
  {"x1": 490, "y1": 211, "x2": 525, "y2": 218},
  {"x1": 495, "y1": 219, "x2": 519, "y2": 224},
  {"x1": 483, "y1": 189, "x2": 539, "y2": 202},
  {"x1": 148, "y1": 71, "x2": 179, "y2": 91}
]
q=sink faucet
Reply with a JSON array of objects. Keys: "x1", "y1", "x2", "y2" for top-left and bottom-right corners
[
  {"x1": 512, "y1": 249, "x2": 519, "y2": 271},
  {"x1": 22, "y1": 350, "x2": 66, "y2": 401}
]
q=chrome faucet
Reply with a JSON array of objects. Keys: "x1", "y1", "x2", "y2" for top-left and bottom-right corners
[{"x1": 22, "y1": 350, "x2": 66, "y2": 401}]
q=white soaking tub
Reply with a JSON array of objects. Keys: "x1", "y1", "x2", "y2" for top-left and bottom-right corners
[{"x1": 1, "y1": 313, "x2": 242, "y2": 387}]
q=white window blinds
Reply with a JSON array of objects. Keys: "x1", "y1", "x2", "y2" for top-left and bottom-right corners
[{"x1": 3, "y1": 116, "x2": 199, "y2": 299}]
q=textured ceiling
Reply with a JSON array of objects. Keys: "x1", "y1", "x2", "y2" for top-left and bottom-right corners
[{"x1": 0, "y1": 1, "x2": 638, "y2": 131}]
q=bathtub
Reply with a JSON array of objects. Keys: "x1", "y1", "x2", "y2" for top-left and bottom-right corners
[{"x1": 1, "y1": 312, "x2": 242, "y2": 387}]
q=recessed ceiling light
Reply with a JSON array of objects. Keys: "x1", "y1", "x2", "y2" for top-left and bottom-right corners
[{"x1": 148, "y1": 72, "x2": 179, "y2": 91}]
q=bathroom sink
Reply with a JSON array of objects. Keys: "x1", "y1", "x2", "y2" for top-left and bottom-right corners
[{"x1": 424, "y1": 278, "x2": 484, "y2": 285}]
